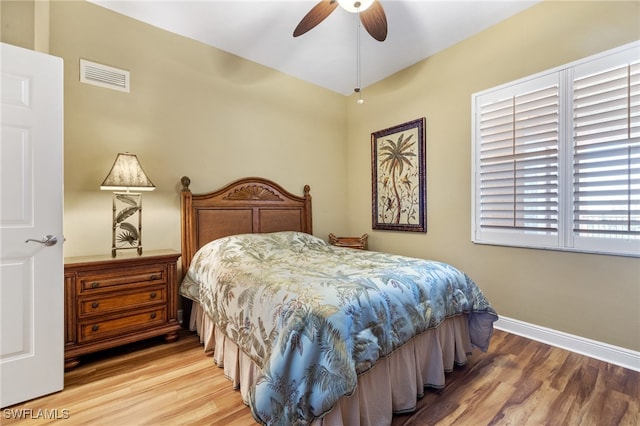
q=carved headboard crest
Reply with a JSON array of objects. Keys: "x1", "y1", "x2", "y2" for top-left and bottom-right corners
[{"x1": 225, "y1": 185, "x2": 282, "y2": 201}]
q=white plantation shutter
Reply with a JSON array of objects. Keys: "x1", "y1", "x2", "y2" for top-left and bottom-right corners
[
  {"x1": 474, "y1": 74, "x2": 561, "y2": 248},
  {"x1": 473, "y1": 41, "x2": 639, "y2": 256},
  {"x1": 479, "y1": 83, "x2": 559, "y2": 231},
  {"x1": 572, "y1": 55, "x2": 640, "y2": 253}
]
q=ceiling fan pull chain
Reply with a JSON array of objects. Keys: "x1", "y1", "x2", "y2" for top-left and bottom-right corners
[{"x1": 355, "y1": 11, "x2": 364, "y2": 104}]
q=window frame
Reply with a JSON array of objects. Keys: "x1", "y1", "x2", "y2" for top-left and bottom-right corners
[{"x1": 471, "y1": 41, "x2": 640, "y2": 258}]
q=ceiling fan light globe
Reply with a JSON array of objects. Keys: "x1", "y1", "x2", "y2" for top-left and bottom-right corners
[{"x1": 338, "y1": 0, "x2": 375, "y2": 13}]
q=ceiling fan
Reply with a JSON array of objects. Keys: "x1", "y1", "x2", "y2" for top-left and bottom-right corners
[{"x1": 293, "y1": 0, "x2": 388, "y2": 42}]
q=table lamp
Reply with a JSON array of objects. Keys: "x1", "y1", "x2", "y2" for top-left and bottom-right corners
[{"x1": 100, "y1": 153, "x2": 155, "y2": 256}]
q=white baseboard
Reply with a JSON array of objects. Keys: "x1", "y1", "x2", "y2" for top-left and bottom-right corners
[{"x1": 494, "y1": 316, "x2": 640, "y2": 372}]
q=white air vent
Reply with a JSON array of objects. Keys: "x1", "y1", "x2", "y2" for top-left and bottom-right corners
[{"x1": 80, "y1": 59, "x2": 130, "y2": 92}]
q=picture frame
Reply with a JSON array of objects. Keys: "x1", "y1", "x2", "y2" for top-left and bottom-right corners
[{"x1": 371, "y1": 117, "x2": 426, "y2": 232}]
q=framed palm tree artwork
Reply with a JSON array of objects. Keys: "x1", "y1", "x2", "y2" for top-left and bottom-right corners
[{"x1": 371, "y1": 117, "x2": 426, "y2": 232}]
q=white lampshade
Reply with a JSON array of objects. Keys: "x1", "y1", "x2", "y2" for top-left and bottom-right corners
[
  {"x1": 338, "y1": 0, "x2": 375, "y2": 13},
  {"x1": 100, "y1": 153, "x2": 155, "y2": 191}
]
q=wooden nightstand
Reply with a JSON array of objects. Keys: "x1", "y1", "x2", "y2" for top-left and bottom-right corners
[
  {"x1": 328, "y1": 233, "x2": 368, "y2": 250},
  {"x1": 63, "y1": 249, "x2": 181, "y2": 370}
]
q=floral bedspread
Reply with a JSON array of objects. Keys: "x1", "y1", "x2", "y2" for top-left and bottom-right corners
[{"x1": 180, "y1": 231, "x2": 497, "y2": 425}]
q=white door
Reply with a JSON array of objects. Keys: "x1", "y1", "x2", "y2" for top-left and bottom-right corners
[{"x1": 0, "y1": 43, "x2": 64, "y2": 408}]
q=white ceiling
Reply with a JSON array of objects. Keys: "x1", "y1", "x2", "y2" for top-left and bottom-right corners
[{"x1": 87, "y1": 0, "x2": 541, "y2": 95}]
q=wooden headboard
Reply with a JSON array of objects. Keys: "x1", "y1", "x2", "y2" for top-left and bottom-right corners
[{"x1": 180, "y1": 176, "x2": 312, "y2": 273}]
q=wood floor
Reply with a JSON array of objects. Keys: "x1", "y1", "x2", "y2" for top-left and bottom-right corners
[{"x1": 3, "y1": 329, "x2": 638, "y2": 425}]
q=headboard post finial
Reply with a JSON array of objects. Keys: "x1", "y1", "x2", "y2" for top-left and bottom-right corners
[
  {"x1": 303, "y1": 185, "x2": 312, "y2": 235},
  {"x1": 181, "y1": 176, "x2": 191, "y2": 192}
]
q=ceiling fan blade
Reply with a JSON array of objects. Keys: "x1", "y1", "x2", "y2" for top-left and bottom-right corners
[
  {"x1": 293, "y1": 0, "x2": 339, "y2": 37},
  {"x1": 360, "y1": 1, "x2": 387, "y2": 42}
]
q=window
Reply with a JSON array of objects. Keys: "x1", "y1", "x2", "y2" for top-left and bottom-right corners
[{"x1": 472, "y1": 42, "x2": 639, "y2": 257}]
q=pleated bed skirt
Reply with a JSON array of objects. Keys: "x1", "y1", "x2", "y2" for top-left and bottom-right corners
[{"x1": 189, "y1": 302, "x2": 472, "y2": 426}]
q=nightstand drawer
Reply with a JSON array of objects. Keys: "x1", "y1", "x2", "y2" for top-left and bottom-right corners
[
  {"x1": 78, "y1": 265, "x2": 166, "y2": 294},
  {"x1": 78, "y1": 308, "x2": 167, "y2": 343},
  {"x1": 78, "y1": 286, "x2": 167, "y2": 318}
]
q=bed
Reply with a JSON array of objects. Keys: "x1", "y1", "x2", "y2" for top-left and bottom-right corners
[{"x1": 179, "y1": 176, "x2": 498, "y2": 426}]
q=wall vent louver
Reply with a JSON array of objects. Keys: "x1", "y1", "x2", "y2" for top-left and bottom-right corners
[{"x1": 80, "y1": 59, "x2": 130, "y2": 92}]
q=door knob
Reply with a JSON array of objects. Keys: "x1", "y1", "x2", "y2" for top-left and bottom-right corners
[{"x1": 25, "y1": 235, "x2": 58, "y2": 246}]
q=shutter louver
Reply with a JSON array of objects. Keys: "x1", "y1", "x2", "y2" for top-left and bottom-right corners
[
  {"x1": 479, "y1": 84, "x2": 560, "y2": 234},
  {"x1": 573, "y1": 61, "x2": 640, "y2": 240}
]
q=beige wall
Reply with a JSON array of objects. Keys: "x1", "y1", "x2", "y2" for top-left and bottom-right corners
[
  {"x1": 47, "y1": 1, "x2": 348, "y2": 259},
  {"x1": 0, "y1": 0, "x2": 49, "y2": 52},
  {"x1": 1, "y1": 1, "x2": 35, "y2": 49},
  {"x1": 346, "y1": 0, "x2": 640, "y2": 351}
]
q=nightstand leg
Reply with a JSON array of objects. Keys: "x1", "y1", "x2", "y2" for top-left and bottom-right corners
[
  {"x1": 65, "y1": 357, "x2": 80, "y2": 371},
  {"x1": 164, "y1": 331, "x2": 179, "y2": 343}
]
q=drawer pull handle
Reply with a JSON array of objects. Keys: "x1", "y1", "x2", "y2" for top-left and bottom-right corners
[
  {"x1": 150, "y1": 274, "x2": 159, "y2": 280},
  {"x1": 91, "y1": 282, "x2": 100, "y2": 288},
  {"x1": 91, "y1": 302, "x2": 99, "y2": 309},
  {"x1": 150, "y1": 313, "x2": 157, "y2": 319},
  {"x1": 150, "y1": 292, "x2": 157, "y2": 299},
  {"x1": 92, "y1": 325, "x2": 99, "y2": 332}
]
